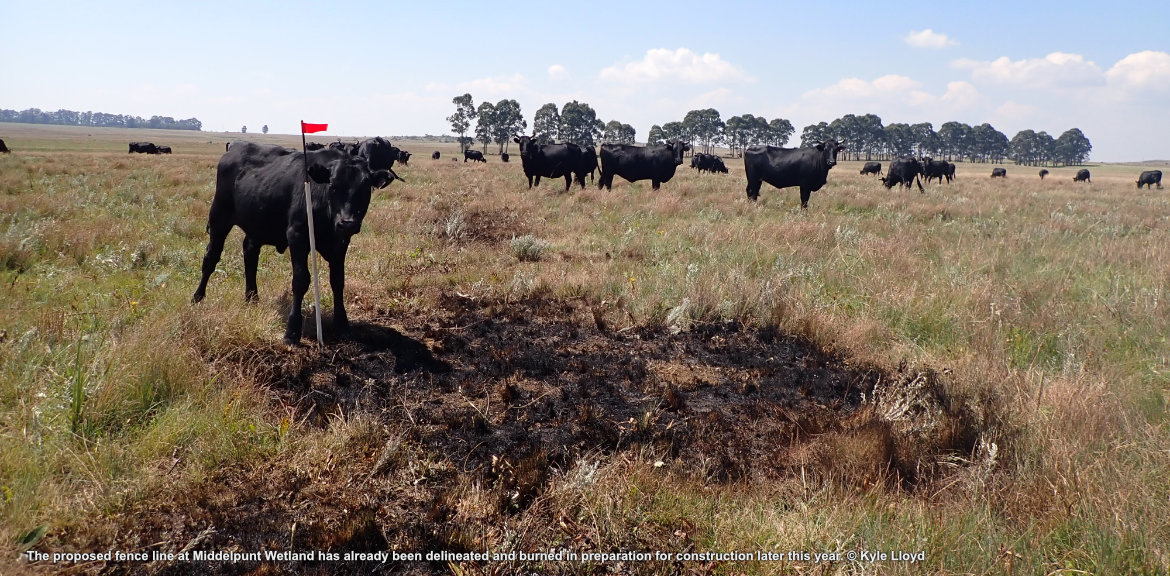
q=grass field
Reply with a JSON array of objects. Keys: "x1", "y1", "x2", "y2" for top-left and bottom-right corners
[{"x1": 1, "y1": 124, "x2": 1168, "y2": 575}]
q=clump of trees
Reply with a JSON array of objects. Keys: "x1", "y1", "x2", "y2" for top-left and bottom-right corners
[
  {"x1": 0, "y1": 108, "x2": 202, "y2": 130},
  {"x1": 796, "y1": 115, "x2": 1091, "y2": 165},
  {"x1": 450, "y1": 96, "x2": 634, "y2": 150}
]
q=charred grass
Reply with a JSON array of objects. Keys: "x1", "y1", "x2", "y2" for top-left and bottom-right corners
[{"x1": 1, "y1": 128, "x2": 1168, "y2": 574}]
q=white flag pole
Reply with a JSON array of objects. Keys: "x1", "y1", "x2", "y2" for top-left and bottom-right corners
[{"x1": 301, "y1": 121, "x2": 324, "y2": 348}]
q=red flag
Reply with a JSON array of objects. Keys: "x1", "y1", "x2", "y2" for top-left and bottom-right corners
[{"x1": 301, "y1": 122, "x2": 328, "y2": 134}]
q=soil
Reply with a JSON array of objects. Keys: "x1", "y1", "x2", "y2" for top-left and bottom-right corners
[{"x1": 59, "y1": 294, "x2": 908, "y2": 575}]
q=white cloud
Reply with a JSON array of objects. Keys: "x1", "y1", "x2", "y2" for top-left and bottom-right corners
[
  {"x1": 904, "y1": 29, "x2": 957, "y2": 49},
  {"x1": 548, "y1": 64, "x2": 569, "y2": 80},
  {"x1": 1106, "y1": 50, "x2": 1170, "y2": 95},
  {"x1": 599, "y1": 48, "x2": 752, "y2": 84},
  {"x1": 807, "y1": 74, "x2": 922, "y2": 101},
  {"x1": 951, "y1": 52, "x2": 1104, "y2": 89},
  {"x1": 939, "y1": 81, "x2": 983, "y2": 108}
]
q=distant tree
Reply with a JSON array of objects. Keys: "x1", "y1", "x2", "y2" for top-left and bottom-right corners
[
  {"x1": 262, "y1": 124, "x2": 269, "y2": 135},
  {"x1": 724, "y1": 115, "x2": 750, "y2": 157},
  {"x1": 767, "y1": 117, "x2": 794, "y2": 147},
  {"x1": 1055, "y1": 128, "x2": 1092, "y2": 165},
  {"x1": 971, "y1": 123, "x2": 1009, "y2": 163},
  {"x1": 884, "y1": 123, "x2": 915, "y2": 159},
  {"x1": 532, "y1": 103, "x2": 560, "y2": 144},
  {"x1": 683, "y1": 108, "x2": 724, "y2": 154},
  {"x1": 800, "y1": 122, "x2": 828, "y2": 147},
  {"x1": 910, "y1": 122, "x2": 938, "y2": 157},
  {"x1": 647, "y1": 124, "x2": 665, "y2": 145},
  {"x1": 937, "y1": 121, "x2": 971, "y2": 161},
  {"x1": 447, "y1": 93, "x2": 477, "y2": 153},
  {"x1": 241, "y1": 125, "x2": 247, "y2": 134},
  {"x1": 491, "y1": 99, "x2": 526, "y2": 153},
  {"x1": 474, "y1": 101, "x2": 496, "y2": 153},
  {"x1": 560, "y1": 101, "x2": 603, "y2": 147},
  {"x1": 660, "y1": 121, "x2": 687, "y2": 143},
  {"x1": 601, "y1": 120, "x2": 634, "y2": 144}
]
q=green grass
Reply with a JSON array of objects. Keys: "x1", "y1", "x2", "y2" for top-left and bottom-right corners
[{"x1": 1, "y1": 124, "x2": 1168, "y2": 573}]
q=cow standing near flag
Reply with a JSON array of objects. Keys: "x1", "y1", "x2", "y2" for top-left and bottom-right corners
[{"x1": 193, "y1": 122, "x2": 400, "y2": 346}]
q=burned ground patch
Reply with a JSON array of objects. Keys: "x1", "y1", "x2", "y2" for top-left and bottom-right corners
[{"x1": 75, "y1": 295, "x2": 981, "y2": 575}]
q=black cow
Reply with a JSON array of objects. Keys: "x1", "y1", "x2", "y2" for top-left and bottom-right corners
[
  {"x1": 598, "y1": 140, "x2": 689, "y2": 190},
  {"x1": 991, "y1": 167, "x2": 1007, "y2": 178},
  {"x1": 397, "y1": 150, "x2": 411, "y2": 166},
  {"x1": 501, "y1": 152, "x2": 510, "y2": 163},
  {"x1": 1039, "y1": 169, "x2": 1049, "y2": 180},
  {"x1": 0, "y1": 138, "x2": 10, "y2": 153},
  {"x1": 744, "y1": 140, "x2": 845, "y2": 207},
  {"x1": 860, "y1": 161, "x2": 882, "y2": 176},
  {"x1": 882, "y1": 157, "x2": 925, "y2": 192},
  {"x1": 513, "y1": 135, "x2": 582, "y2": 192},
  {"x1": 691, "y1": 153, "x2": 727, "y2": 174},
  {"x1": 922, "y1": 158, "x2": 951, "y2": 184},
  {"x1": 129, "y1": 142, "x2": 159, "y2": 154},
  {"x1": 432, "y1": 151, "x2": 441, "y2": 160},
  {"x1": 305, "y1": 142, "x2": 327, "y2": 151},
  {"x1": 690, "y1": 152, "x2": 710, "y2": 171},
  {"x1": 576, "y1": 146, "x2": 598, "y2": 186},
  {"x1": 356, "y1": 137, "x2": 401, "y2": 171},
  {"x1": 157, "y1": 145, "x2": 172, "y2": 154},
  {"x1": 1073, "y1": 169, "x2": 1091, "y2": 183},
  {"x1": 709, "y1": 156, "x2": 728, "y2": 174},
  {"x1": 464, "y1": 150, "x2": 486, "y2": 163},
  {"x1": 1137, "y1": 170, "x2": 1163, "y2": 189},
  {"x1": 945, "y1": 162, "x2": 956, "y2": 183},
  {"x1": 192, "y1": 142, "x2": 400, "y2": 344},
  {"x1": 329, "y1": 141, "x2": 359, "y2": 155}
]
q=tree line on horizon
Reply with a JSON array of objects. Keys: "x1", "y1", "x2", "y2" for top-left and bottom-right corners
[
  {"x1": 447, "y1": 96, "x2": 1092, "y2": 167},
  {"x1": 0, "y1": 108, "x2": 203, "y2": 131}
]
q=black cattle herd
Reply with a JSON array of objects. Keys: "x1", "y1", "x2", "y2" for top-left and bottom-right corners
[{"x1": 0, "y1": 132, "x2": 1161, "y2": 344}]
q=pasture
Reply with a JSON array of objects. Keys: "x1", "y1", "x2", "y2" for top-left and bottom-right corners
[{"x1": 1, "y1": 124, "x2": 1168, "y2": 575}]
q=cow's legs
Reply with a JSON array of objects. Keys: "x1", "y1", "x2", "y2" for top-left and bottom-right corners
[
  {"x1": 192, "y1": 220, "x2": 233, "y2": 303},
  {"x1": 799, "y1": 187, "x2": 811, "y2": 210},
  {"x1": 326, "y1": 242, "x2": 351, "y2": 336},
  {"x1": 563, "y1": 174, "x2": 572, "y2": 192},
  {"x1": 651, "y1": 180, "x2": 661, "y2": 190},
  {"x1": 242, "y1": 235, "x2": 262, "y2": 302},
  {"x1": 745, "y1": 179, "x2": 760, "y2": 201},
  {"x1": 285, "y1": 245, "x2": 311, "y2": 344},
  {"x1": 534, "y1": 175, "x2": 542, "y2": 187}
]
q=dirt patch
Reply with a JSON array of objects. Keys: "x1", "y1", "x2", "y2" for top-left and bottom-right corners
[{"x1": 63, "y1": 294, "x2": 979, "y2": 575}]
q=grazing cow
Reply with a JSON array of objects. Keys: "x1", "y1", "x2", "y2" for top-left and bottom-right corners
[
  {"x1": 1039, "y1": 169, "x2": 1049, "y2": 180},
  {"x1": 0, "y1": 138, "x2": 9, "y2": 153},
  {"x1": 1137, "y1": 170, "x2": 1163, "y2": 189},
  {"x1": 157, "y1": 145, "x2": 172, "y2": 154},
  {"x1": 709, "y1": 156, "x2": 728, "y2": 174},
  {"x1": 432, "y1": 151, "x2": 441, "y2": 160},
  {"x1": 129, "y1": 142, "x2": 160, "y2": 154},
  {"x1": 922, "y1": 158, "x2": 951, "y2": 184},
  {"x1": 513, "y1": 135, "x2": 582, "y2": 192},
  {"x1": 192, "y1": 142, "x2": 401, "y2": 344},
  {"x1": 945, "y1": 162, "x2": 956, "y2": 183},
  {"x1": 991, "y1": 167, "x2": 1007, "y2": 178},
  {"x1": 501, "y1": 152, "x2": 510, "y2": 163},
  {"x1": 744, "y1": 140, "x2": 845, "y2": 207},
  {"x1": 464, "y1": 150, "x2": 486, "y2": 163},
  {"x1": 882, "y1": 156, "x2": 925, "y2": 192},
  {"x1": 305, "y1": 142, "x2": 327, "y2": 151},
  {"x1": 1073, "y1": 169, "x2": 1091, "y2": 183},
  {"x1": 576, "y1": 146, "x2": 598, "y2": 186},
  {"x1": 691, "y1": 153, "x2": 727, "y2": 174},
  {"x1": 860, "y1": 161, "x2": 882, "y2": 176},
  {"x1": 397, "y1": 150, "x2": 411, "y2": 166},
  {"x1": 598, "y1": 140, "x2": 690, "y2": 191}
]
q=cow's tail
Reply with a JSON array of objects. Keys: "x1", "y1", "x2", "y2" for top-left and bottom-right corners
[{"x1": 915, "y1": 175, "x2": 924, "y2": 192}]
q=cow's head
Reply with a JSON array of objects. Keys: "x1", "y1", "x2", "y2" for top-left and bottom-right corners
[
  {"x1": 357, "y1": 137, "x2": 401, "y2": 171},
  {"x1": 664, "y1": 140, "x2": 690, "y2": 165},
  {"x1": 817, "y1": 139, "x2": 845, "y2": 169},
  {"x1": 309, "y1": 156, "x2": 398, "y2": 236},
  {"x1": 513, "y1": 134, "x2": 539, "y2": 159}
]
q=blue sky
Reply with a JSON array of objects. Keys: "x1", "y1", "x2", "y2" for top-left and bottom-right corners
[{"x1": 3, "y1": 1, "x2": 1168, "y2": 161}]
